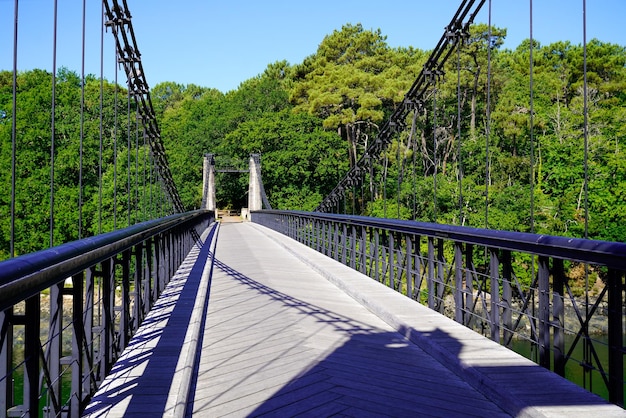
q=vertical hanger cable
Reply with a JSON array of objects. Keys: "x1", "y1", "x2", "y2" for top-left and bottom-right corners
[
  {"x1": 50, "y1": 0, "x2": 58, "y2": 248},
  {"x1": 10, "y1": 0, "x2": 19, "y2": 257}
]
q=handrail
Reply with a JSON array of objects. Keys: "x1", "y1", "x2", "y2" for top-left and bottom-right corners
[
  {"x1": 252, "y1": 209, "x2": 626, "y2": 406},
  {"x1": 256, "y1": 210, "x2": 626, "y2": 270},
  {"x1": 0, "y1": 210, "x2": 212, "y2": 312}
]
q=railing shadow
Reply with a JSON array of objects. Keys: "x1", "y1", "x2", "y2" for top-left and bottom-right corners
[{"x1": 82, "y1": 233, "x2": 215, "y2": 417}]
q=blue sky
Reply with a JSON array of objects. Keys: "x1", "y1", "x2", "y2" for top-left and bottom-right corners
[{"x1": 1, "y1": 1, "x2": 625, "y2": 93}]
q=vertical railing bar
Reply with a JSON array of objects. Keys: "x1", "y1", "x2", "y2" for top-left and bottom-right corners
[
  {"x1": 489, "y1": 248, "x2": 500, "y2": 343},
  {"x1": 464, "y1": 244, "x2": 475, "y2": 328},
  {"x1": 134, "y1": 242, "x2": 144, "y2": 332},
  {"x1": 454, "y1": 242, "x2": 463, "y2": 324},
  {"x1": 83, "y1": 266, "x2": 96, "y2": 401},
  {"x1": 389, "y1": 232, "x2": 396, "y2": 289},
  {"x1": 144, "y1": 238, "x2": 153, "y2": 315},
  {"x1": 502, "y1": 250, "x2": 513, "y2": 348},
  {"x1": 406, "y1": 235, "x2": 413, "y2": 298},
  {"x1": 0, "y1": 308, "x2": 13, "y2": 413},
  {"x1": 120, "y1": 249, "x2": 131, "y2": 348},
  {"x1": 427, "y1": 237, "x2": 435, "y2": 310},
  {"x1": 381, "y1": 231, "x2": 388, "y2": 286},
  {"x1": 360, "y1": 226, "x2": 367, "y2": 274},
  {"x1": 350, "y1": 225, "x2": 357, "y2": 270},
  {"x1": 71, "y1": 271, "x2": 85, "y2": 416},
  {"x1": 23, "y1": 295, "x2": 40, "y2": 416},
  {"x1": 552, "y1": 258, "x2": 565, "y2": 376},
  {"x1": 607, "y1": 268, "x2": 624, "y2": 406},
  {"x1": 436, "y1": 239, "x2": 445, "y2": 313},
  {"x1": 414, "y1": 235, "x2": 422, "y2": 302},
  {"x1": 538, "y1": 255, "x2": 551, "y2": 369},
  {"x1": 48, "y1": 281, "x2": 63, "y2": 412}
]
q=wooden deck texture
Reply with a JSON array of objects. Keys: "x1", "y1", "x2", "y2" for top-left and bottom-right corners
[{"x1": 85, "y1": 222, "x2": 625, "y2": 417}]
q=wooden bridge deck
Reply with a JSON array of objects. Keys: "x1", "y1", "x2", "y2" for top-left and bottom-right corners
[{"x1": 85, "y1": 222, "x2": 625, "y2": 418}]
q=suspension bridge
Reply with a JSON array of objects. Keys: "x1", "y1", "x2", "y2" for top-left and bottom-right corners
[{"x1": 1, "y1": 0, "x2": 625, "y2": 417}]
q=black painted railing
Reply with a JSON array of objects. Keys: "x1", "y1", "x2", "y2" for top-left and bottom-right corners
[
  {"x1": 0, "y1": 210, "x2": 214, "y2": 417},
  {"x1": 252, "y1": 210, "x2": 626, "y2": 407}
]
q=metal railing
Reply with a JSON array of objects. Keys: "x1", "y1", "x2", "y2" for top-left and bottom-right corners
[
  {"x1": 0, "y1": 210, "x2": 213, "y2": 417},
  {"x1": 252, "y1": 210, "x2": 626, "y2": 407}
]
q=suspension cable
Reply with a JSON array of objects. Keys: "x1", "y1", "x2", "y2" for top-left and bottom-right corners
[
  {"x1": 79, "y1": 0, "x2": 86, "y2": 239},
  {"x1": 127, "y1": 83, "x2": 132, "y2": 227},
  {"x1": 50, "y1": 0, "x2": 58, "y2": 248},
  {"x1": 529, "y1": 0, "x2": 536, "y2": 234},
  {"x1": 582, "y1": 0, "x2": 592, "y2": 390},
  {"x1": 142, "y1": 126, "x2": 147, "y2": 221},
  {"x1": 98, "y1": 2, "x2": 104, "y2": 234},
  {"x1": 529, "y1": 0, "x2": 538, "y2": 364},
  {"x1": 315, "y1": 0, "x2": 486, "y2": 212},
  {"x1": 410, "y1": 108, "x2": 418, "y2": 219},
  {"x1": 10, "y1": 0, "x2": 18, "y2": 257},
  {"x1": 432, "y1": 74, "x2": 439, "y2": 223},
  {"x1": 456, "y1": 33, "x2": 464, "y2": 226},
  {"x1": 582, "y1": 0, "x2": 589, "y2": 241},
  {"x1": 113, "y1": 46, "x2": 118, "y2": 230},
  {"x1": 485, "y1": 0, "x2": 493, "y2": 229},
  {"x1": 396, "y1": 134, "x2": 401, "y2": 219},
  {"x1": 135, "y1": 112, "x2": 139, "y2": 221}
]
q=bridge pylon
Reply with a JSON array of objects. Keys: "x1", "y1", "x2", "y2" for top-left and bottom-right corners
[
  {"x1": 248, "y1": 154, "x2": 262, "y2": 213},
  {"x1": 202, "y1": 153, "x2": 216, "y2": 211}
]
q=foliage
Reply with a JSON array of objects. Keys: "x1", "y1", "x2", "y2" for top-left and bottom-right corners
[{"x1": 2, "y1": 23, "x2": 625, "y2": 261}]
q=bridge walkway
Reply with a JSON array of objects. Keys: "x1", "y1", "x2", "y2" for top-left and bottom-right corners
[
  {"x1": 187, "y1": 222, "x2": 509, "y2": 417},
  {"x1": 85, "y1": 221, "x2": 624, "y2": 417}
]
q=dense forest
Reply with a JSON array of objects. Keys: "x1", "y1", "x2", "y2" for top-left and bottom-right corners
[{"x1": 1, "y1": 23, "x2": 625, "y2": 260}]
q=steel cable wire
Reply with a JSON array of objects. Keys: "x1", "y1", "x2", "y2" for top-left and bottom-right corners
[
  {"x1": 98, "y1": 2, "x2": 104, "y2": 234},
  {"x1": 79, "y1": 0, "x2": 86, "y2": 239},
  {"x1": 485, "y1": 0, "x2": 493, "y2": 229},
  {"x1": 50, "y1": 0, "x2": 58, "y2": 248},
  {"x1": 10, "y1": 0, "x2": 18, "y2": 257}
]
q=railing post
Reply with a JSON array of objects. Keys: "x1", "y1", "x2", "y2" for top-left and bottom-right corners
[
  {"x1": 323, "y1": 222, "x2": 329, "y2": 256},
  {"x1": 350, "y1": 225, "x2": 357, "y2": 270},
  {"x1": 381, "y1": 231, "x2": 388, "y2": 286},
  {"x1": 145, "y1": 238, "x2": 154, "y2": 316},
  {"x1": 333, "y1": 222, "x2": 339, "y2": 260},
  {"x1": 406, "y1": 235, "x2": 414, "y2": 299},
  {"x1": 427, "y1": 237, "x2": 435, "y2": 310},
  {"x1": 454, "y1": 242, "x2": 463, "y2": 324},
  {"x1": 341, "y1": 224, "x2": 347, "y2": 265},
  {"x1": 607, "y1": 268, "x2": 624, "y2": 406},
  {"x1": 84, "y1": 267, "x2": 96, "y2": 399},
  {"x1": 71, "y1": 272, "x2": 85, "y2": 415},
  {"x1": 134, "y1": 242, "x2": 144, "y2": 331},
  {"x1": 489, "y1": 249, "x2": 500, "y2": 343},
  {"x1": 436, "y1": 239, "x2": 445, "y2": 313},
  {"x1": 48, "y1": 282, "x2": 63, "y2": 412},
  {"x1": 551, "y1": 258, "x2": 565, "y2": 376},
  {"x1": 538, "y1": 256, "x2": 551, "y2": 369},
  {"x1": 414, "y1": 235, "x2": 422, "y2": 301},
  {"x1": 464, "y1": 244, "x2": 474, "y2": 327},
  {"x1": 101, "y1": 258, "x2": 114, "y2": 379},
  {"x1": 0, "y1": 308, "x2": 13, "y2": 414},
  {"x1": 23, "y1": 295, "x2": 40, "y2": 416},
  {"x1": 360, "y1": 226, "x2": 367, "y2": 274},
  {"x1": 389, "y1": 232, "x2": 395, "y2": 290},
  {"x1": 120, "y1": 249, "x2": 131, "y2": 348},
  {"x1": 502, "y1": 251, "x2": 513, "y2": 347},
  {"x1": 374, "y1": 229, "x2": 380, "y2": 283}
]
